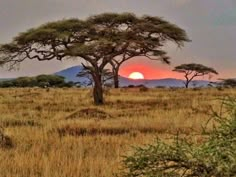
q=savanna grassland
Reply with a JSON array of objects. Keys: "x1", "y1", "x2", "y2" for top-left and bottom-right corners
[{"x1": 0, "y1": 87, "x2": 236, "y2": 177}]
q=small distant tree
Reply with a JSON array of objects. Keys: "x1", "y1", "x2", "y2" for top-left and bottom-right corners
[
  {"x1": 36, "y1": 74, "x2": 65, "y2": 87},
  {"x1": 173, "y1": 63, "x2": 218, "y2": 88},
  {"x1": 221, "y1": 78, "x2": 236, "y2": 88},
  {"x1": 13, "y1": 77, "x2": 35, "y2": 87}
]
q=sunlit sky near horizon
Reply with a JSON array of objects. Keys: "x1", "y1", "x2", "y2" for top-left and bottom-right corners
[{"x1": 0, "y1": 0, "x2": 235, "y2": 80}]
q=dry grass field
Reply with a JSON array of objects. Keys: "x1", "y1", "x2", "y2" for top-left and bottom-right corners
[{"x1": 0, "y1": 87, "x2": 236, "y2": 177}]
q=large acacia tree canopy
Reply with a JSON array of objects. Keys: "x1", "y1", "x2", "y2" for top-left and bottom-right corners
[{"x1": 0, "y1": 13, "x2": 190, "y2": 68}]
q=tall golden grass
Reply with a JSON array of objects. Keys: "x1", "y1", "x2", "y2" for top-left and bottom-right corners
[{"x1": 0, "y1": 87, "x2": 236, "y2": 177}]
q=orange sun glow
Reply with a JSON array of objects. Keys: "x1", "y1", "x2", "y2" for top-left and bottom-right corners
[{"x1": 128, "y1": 72, "x2": 144, "y2": 80}]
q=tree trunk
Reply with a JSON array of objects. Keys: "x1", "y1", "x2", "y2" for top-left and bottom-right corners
[
  {"x1": 93, "y1": 73, "x2": 104, "y2": 105},
  {"x1": 185, "y1": 80, "x2": 190, "y2": 88},
  {"x1": 114, "y1": 72, "x2": 119, "y2": 88},
  {"x1": 113, "y1": 67, "x2": 120, "y2": 88},
  {"x1": 184, "y1": 74, "x2": 190, "y2": 88},
  {"x1": 185, "y1": 83, "x2": 189, "y2": 88}
]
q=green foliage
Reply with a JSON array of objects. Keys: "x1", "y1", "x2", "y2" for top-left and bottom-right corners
[
  {"x1": 36, "y1": 74, "x2": 64, "y2": 86},
  {"x1": 0, "y1": 75, "x2": 74, "y2": 88},
  {"x1": 120, "y1": 97, "x2": 236, "y2": 177}
]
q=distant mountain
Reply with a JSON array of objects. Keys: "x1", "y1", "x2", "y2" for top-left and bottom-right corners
[
  {"x1": 55, "y1": 65, "x2": 211, "y2": 88},
  {"x1": 55, "y1": 65, "x2": 84, "y2": 83}
]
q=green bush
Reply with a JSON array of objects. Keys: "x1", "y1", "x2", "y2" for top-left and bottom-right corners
[
  {"x1": 0, "y1": 74, "x2": 75, "y2": 88},
  {"x1": 119, "y1": 97, "x2": 236, "y2": 177}
]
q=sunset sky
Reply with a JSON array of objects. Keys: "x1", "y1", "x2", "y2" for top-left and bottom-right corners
[{"x1": 0, "y1": 0, "x2": 235, "y2": 80}]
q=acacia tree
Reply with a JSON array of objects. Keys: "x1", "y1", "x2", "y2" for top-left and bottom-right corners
[
  {"x1": 173, "y1": 63, "x2": 218, "y2": 88},
  {"x1": 106, "y1": 15, "x2": 189, "y2": 88},
  {"x1": 0, "y1": 13, "x2": 189, "y2": 104},
  {"x1": 219, "y1": 78, "x2": 236, "y2": 88}
]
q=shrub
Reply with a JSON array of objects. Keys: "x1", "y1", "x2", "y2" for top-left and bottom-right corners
[
  {"x1": 139, "y1": 86, "x2": 149, "y2": 92},
  {"x1": 0, "y1": 74, "x2": 74, "y2": 88},
  {"x1": 119, "y1": 97, "x2": 236, "y2": 177},
  {"x1": 0, "y1": 128, "x2": 14, "y2": 149}
]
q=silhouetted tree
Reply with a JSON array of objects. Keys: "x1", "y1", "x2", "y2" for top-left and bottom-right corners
[
  {"x1": 220, "y1": 78, "x2": 236, "y2": 88},
  {"x1": 173, "y1": 63, "x2": 218, "y2": 88},
  {"x1": 0, "y1": 13, "x2": 189, "y2": 104}
]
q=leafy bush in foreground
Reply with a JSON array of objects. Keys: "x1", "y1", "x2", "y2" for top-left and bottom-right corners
[{"x1": 120, "y1": 97, "x2": 236, "y2": 177}]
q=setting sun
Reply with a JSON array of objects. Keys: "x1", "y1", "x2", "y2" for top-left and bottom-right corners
[{"x1": 128, "y1": 72, "x2": 144, "y2": 80}]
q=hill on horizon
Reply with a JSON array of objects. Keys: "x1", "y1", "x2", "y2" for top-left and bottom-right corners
[
  {"x1": 55, "y1": 65, "x2": 84, "y2": 83},
  {"x1": 55, "y1": 65, "x2": 211, "y2": 88}
]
